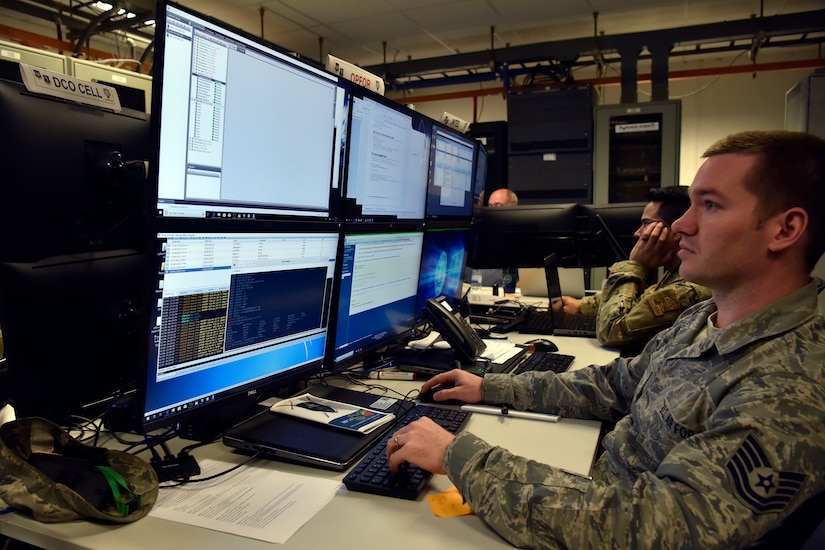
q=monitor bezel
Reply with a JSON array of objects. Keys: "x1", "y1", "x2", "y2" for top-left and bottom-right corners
[
  {"x1": 327, "y1": 222, "x2": 425, "y2": 372},
  {"x1": 424, "y1": 121, "x2": 478, "y2": 222},
  {"x1": 340, "y1": 85, "x2": 433, "y2": 224},
  {"x1": 135, "y1": 218, "x2": 341, "y2": 435},
  {"x1": 149, "y1": 1, "x2": 346, "y2": 223}
]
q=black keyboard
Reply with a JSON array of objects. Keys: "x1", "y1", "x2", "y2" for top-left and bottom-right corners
[
  {"x1": 511, "y1": 350, "x2": 574, "y2": 375},
  {"x1": 343, "y1": 405, "x2": 471, "y2": 500}
]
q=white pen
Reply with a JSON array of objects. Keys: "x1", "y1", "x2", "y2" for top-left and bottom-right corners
[{"x1": 460, "y1": 404, "x2": 560, "y2": 423}]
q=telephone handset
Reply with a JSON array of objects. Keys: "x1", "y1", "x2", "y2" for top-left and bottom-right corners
[{"x1": 424, "y1": 296, "x2": 486, "y2": 364}]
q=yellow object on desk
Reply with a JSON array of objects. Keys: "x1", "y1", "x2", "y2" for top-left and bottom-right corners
[{"x1": 427, "y1": 485, "x2": 474, "y2": 517}]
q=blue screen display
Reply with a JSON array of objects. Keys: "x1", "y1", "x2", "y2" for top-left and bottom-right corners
[{"x1": 415, "y1": 227, "x2": 470, "y2": 320}]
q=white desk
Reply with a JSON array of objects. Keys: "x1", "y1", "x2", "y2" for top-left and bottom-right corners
[{"x1": 0, "y1": 336, "x2": 618, "y2": 550}]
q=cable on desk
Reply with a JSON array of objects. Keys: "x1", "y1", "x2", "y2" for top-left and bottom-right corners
[{"x1": 164, "y1": 452, "x2": 263, "y2": 486}]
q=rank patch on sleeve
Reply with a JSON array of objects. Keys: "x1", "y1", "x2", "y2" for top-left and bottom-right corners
[
  {"x1": 650, "y1": 295, "x2": 679, "y2": 316},
  {"x1": 726, "y1": 434, "x2": 806, "y2": 514}
]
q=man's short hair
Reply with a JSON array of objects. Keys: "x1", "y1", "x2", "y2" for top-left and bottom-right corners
[
  {"x1": 648, "y1": 185, "x2": 690, "y2": 226},
  {"x1": 703, "y1": 130, "x2": 825, "y2": 271}
]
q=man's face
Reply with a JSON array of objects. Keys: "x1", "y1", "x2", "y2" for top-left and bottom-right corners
[{"x1": 671, "y1": 153, "x2": 766, "y2": 292}]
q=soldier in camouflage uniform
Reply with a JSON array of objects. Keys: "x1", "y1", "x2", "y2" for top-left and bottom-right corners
[
  {"x1": 561, "y1": 186, "x2": 711, "y2": 353},
  {"x1": 388, "y1": 130, "x2": 825, "y2": 549}
]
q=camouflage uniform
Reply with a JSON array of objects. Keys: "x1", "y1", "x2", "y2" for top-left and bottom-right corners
[
  {"x1": 579, "y1": 260, "x2": 711, "y2": 351},
  {"x1": 444, "y1": 278, "x2": 825, "y2": 549}
]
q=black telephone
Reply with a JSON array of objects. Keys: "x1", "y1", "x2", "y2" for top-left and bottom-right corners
[{"x1": 424, "y1": 296, "x2": 487, "y2": 364}]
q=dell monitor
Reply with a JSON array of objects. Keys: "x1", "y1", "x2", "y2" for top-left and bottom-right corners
[
  {"x1": 136, "y1": 228, "x2": 340, "y2": 438},
  {"x1": 330, "y1": 229, "x2": 424, "y2": 371},
  {"x1": 425, "y1": 124, "x2": 477, "y2": 220},
  {"x1": 342, "y1": 85, "x2": 431, "y2": 222},
  {"x1": 151, "y1": 2, "x2": 348, "y2": 221}
]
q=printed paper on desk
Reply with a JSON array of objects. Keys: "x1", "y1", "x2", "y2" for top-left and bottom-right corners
[
  {"x1": 270, "y1": 395, "x2": 395, "y2": 434},
  {"x1": 150, "y1": 458, "x2": 343, "y2": 544},
  {"x1": 480, "y1": 339, "x2": 522, "y2": 363}
]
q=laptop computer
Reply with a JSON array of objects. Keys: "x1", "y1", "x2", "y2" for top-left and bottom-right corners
[
  {"x1": 519, "y1": 253, "x2": 597, "y2": 338},
  {"x1": 518, "y1": 267, "x2": 586, "y2": 298},
  {"x1": 223, "y1": 385, "x2": 415, "y2": 471}
]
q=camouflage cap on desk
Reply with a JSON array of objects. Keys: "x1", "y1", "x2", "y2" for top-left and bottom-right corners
[{"x1": 0, "y1": 417, "x2": 158, "y2": 523}]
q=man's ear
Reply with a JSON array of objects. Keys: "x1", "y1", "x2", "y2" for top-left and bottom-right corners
[{"x1": 767, "y1": 207, "x2": 808, "y2": 254}]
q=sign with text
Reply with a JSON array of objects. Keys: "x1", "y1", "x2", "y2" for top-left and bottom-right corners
[{"x1": 19, "y1": 63, "x2": 122, "y2": 112}]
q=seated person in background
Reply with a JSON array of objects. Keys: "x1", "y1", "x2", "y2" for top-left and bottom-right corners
[
  {"x1": 562, "y1": 185, "x2": 711, "y2": 352},
  {"x1": 487, "y1": 188, "x2": 518, "y2": 207},
  {"x1": 387, "y1": 130, "x2": 825, "y2": 549}
]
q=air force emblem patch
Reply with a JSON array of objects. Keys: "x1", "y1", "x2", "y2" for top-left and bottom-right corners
[{"x1": 726, "y1": 434, "x2": 806, "y2": 514}]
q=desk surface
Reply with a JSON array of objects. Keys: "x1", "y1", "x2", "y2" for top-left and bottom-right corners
[{"x1": 0, "y1": 336, "x2": 618, "y2": 550}]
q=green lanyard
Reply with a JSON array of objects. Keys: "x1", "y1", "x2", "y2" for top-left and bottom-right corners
[{"x1": 94, "y1": 465, "x2": 142, "y2": 517}]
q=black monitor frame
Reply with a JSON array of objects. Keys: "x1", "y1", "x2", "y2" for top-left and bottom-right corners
[
  {"x1": 469, "y1": 203, "x2": 580, "y2": 269},
  {"x1": 0, "y1": 250, "x2": 145, "y2": 424},
  {"x1": 424, "y1": 122, "x2": 477, "y2": 221},
  {"x1": 341, "y1": 84, "x2": 432, "y2": 223},
  {"x1": 0, "y1": 68, "x2": 150, "y2": 263},
  {"x1": 150, "y1": 1, "x2": 347, "y2": 222},
  {"x1": 135, "y1": 221, "x2": 341, "y2": 437},
  {"x1": 414, "y1": 225, "x2": 472, "y2": 322},
  {"x1": 472, "y1": 141, "x2": 489, "y2": 208},
  {"x1": 328, "y1": 223, "x2": 425, "y2": 372},
  {"x1": 577, "y1": 202, "x2": 645, "y2": 266}
]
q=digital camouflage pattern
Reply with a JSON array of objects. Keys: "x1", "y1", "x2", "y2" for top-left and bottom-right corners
[
  {"x1": 0, "y1": 417, "x2": 158, "y2": 523},
  {"x1": 579, "y1": 259, "x2": 711, "y2": 351},
  {"x1": 444, "y1": 278, "x2": 825, "y2": 549}
]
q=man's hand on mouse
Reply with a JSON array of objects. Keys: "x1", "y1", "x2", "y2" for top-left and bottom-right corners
[{"x1": 419, "y1": 369, "x2": 483, "y2": 404}]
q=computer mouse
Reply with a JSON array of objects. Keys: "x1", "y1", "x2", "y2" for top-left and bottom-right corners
[
  {"x1": 296, "y1": 401, "x2": 337, "y2": 413},
  {"x1": 525, "y1": 338, "x2": 559, "y2": 352},
  {"x1": 418, "y1": 383, "x2": 463, "y2": 405}
]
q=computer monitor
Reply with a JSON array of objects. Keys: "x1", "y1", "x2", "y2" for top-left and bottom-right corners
[
  {"x1": 472, "y1": 141, "x2": 489, "y2": 207},
  {"x1": 0, "y1": 250, "x2": 145, "y2": 424},
  {"x1": 578, "y1": 202, "x2": 645, "y2": 266},
  {"x1": 469, "y1": 203, "x2": 580, "y2": 269},
  {"x1": 137, "y1": 228, "x2": 340, "y2": 437},
  {"x1": 342, "y1": 85, "x2": 431, "y2": 222},
  {"x1": 415, "y1": 227, "x2": 471, "y2": 320},
  {"x1": 330, "y1": 229, "x2": 424, "y2": 370},
  {"x1": 151, "y1": 2, "x2": 348, "y2": 221},
  {"x1": 0, "y1": 68, "x2": 150, "y2": 263},
  {"x1": 425, "y1": 124, "x2": 477, "y2": 220}
]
